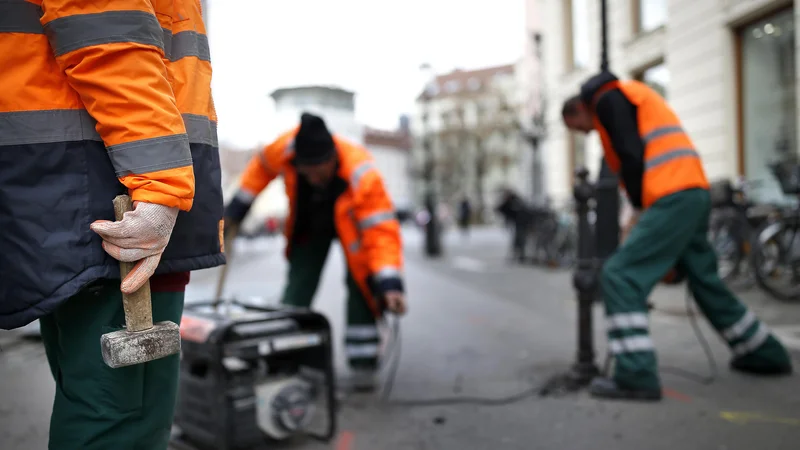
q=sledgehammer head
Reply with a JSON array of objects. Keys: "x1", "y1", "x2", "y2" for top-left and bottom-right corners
[{"x1": 100, "y1": 321, "x2": 181, "y2": 368}]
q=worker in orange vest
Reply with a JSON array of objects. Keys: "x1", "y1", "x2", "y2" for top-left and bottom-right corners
[
  {"x1": 0, "y1": 1, "x2": 222, "y2": 448},
  {"x1": 224, "y1": 113, "x2": 407, "y2": 391},
  {"x1": 561, "y1": 71, "x2": 792, "y2": 401}
]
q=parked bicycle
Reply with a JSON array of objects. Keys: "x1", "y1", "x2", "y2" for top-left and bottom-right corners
[
  {"x1": 708, "y1": 177, "x2": 775, "y2": 284},
  {"x1": 524, "y1": 204, "x2": 576, "y2": 268},
  {"x1": 750, "y1": 161, "x2": 800, "y2": 302}
]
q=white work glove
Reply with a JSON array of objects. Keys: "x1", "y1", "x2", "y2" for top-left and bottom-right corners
[{"x1": 90, "y1": 202, "x2": 179, "y2": 294}]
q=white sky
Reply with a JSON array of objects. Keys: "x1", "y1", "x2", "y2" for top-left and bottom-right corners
[{"x1": 206, "y1": 0, "x2": 526, "y2": 149}]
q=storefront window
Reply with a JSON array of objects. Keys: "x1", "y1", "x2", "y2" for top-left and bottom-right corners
[
  {"x1": 635, "y1": 63, "x2": 669, "y2": 99},
  {"x1": 741, "y1": 10, "x2": 797, "y2": 204}
]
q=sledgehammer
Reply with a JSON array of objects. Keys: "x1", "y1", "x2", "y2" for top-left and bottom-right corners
[{"x1": 100, "y1": 195, "x2": 181, "y2": 368}]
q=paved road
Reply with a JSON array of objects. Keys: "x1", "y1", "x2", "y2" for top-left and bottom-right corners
[{"x1": 2, "y1": 226, "x2": 800, "y2": 449}]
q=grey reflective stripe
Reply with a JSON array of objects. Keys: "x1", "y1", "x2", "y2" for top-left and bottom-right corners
[
  {"x1": 346, "y1": 325, "x2": 379, "y2": 340},
  {"x1": 182, "y1": 113, "x2": 218, "y2": 146},
  {"x1": 0, "y1": 1, "x2": 44, "y2": 34},
  {"x1": 168, "y1": 30, "x2": 210, "y2": 62},
  {"x1": 162, "y1": 28, "x2": 172, "y2": 56},
  {"x1": 732, "y1": 323, "x2": 770, "y2": 357},
  {"x1": 345, "y1": 343, "x2": 379, "y2": 358},
  {"x1": 374, "y1": 267, "x2": 401, "y2": 280},
  {"x1": 107, "y1": 134, "x2": 192, "y2": 176},
  {"x1": 722, "y1": 310, "x2": 756, "y2": 342},
  {"x1": 351, "y1": 161, "x2": 374, "y2": 189},
  {"x1": 285, "y1": 139, "x2": 296, "y2": 155},
  {"x1": 0, "y1": 109, "x2": 101, "y2": 146},
  {"x1": 642, "y1": 126, "x2": 683, "y2": 145},
  {"x1": 0, "y1": 109, "x2": 216, "y2": 149},
  {"x1": 234, "y1": 189, "x2": 256, "y2": 204},
  {"x1": 606, "y1": 312, "x2": 649, "y2": 332},
  {"x1": 349, "y1": 240, "x2": 362, "y2": 253},
  {"x1": 644, "y1": 149, "x2": 699, "y2": 170},
  {"x1": 608, "y1": 336, "x2": 655, "y2": 354},
  {"x1": 44, "y1": 10, "x2": 164, "y2": 57},
  {"x1": 358, "y1": 210, "x2": 395, "y2": 229}
]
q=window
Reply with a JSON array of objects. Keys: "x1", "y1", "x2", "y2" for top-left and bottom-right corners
[
  {"x1": 740, "y1": 9, "x2": 797, "y2": 204},
  {"x1": 445, "y1": 80, "x2": 461, "y2": 93},
  {"x1": 468, "y1": 77, "x2": 482, "y2": 91},
  {"x1": 564, "y1": 0, "x2": 590, "y2": 70},
  {"x1": 634, "y1": 62, "x2": 669, "y2": 98},
  {"x1": 634, "y1": 0, "x2": 667, "y2": 34}
]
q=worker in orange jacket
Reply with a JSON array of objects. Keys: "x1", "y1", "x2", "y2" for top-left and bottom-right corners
[
  {"x1": 225, "y1": 113, "x2": 407, "y2": 391},
  {"x1": 0, "y1": 1, "x2": 223, "y2": 448},
  {"x1": 562, "y1": 71, "x2": 792, "y2": 401}
]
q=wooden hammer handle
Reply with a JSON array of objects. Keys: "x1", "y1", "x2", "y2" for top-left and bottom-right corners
[{"x1": 113, "y1": 195, "x2": 154, "y2": 332}]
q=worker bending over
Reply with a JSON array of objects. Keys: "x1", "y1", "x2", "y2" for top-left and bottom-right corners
[
  {"x1": 562, "y1": 71, "x2": 792, "y2": 401},
  {"x1": 0, "y1": 1, "x2": 223, "y2": 448},
  {"x1": 225, "y1": 113, "x2": 407, "y2": 391}
]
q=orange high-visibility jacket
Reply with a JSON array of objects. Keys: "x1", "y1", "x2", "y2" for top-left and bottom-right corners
[
  {"x1": 235, "y1": 130, "x2": 404, "y2": 317},
  {"x1": 591, "y1": 80, "x2": 710, "y2": 208},
  {"x1": 0, "y1": 0, "x2": 224, "y2": 330}
]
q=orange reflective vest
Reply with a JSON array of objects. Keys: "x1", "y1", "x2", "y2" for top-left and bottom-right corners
[
  {"x1": 0, "y1": 0, "x2": 223, "y2": 329},
  {"x1": 592, "y1": 80, "x2": 709, "y2": 208},
  {"x1": 237, "y1": 130, "x2": 404, "y2": 317}
]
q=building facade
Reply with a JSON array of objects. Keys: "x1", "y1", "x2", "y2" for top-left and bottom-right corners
[
  {"x1": 538, "y1": 0, "x2": 798, "y2": 206},
  {"x1": 410, "y1": 64, "x2": 529, "y2": 222},
  {"x1": 363, "y1": 122, "x2": 413, "y2": 213}
]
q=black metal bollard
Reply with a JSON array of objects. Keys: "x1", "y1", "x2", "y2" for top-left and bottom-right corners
[
  {"x1": 570, "y1": 167, "x2": 601, "y2": 382},
  {"x1": 539, "y1": 167, "x2": 601, "y2": 395}
]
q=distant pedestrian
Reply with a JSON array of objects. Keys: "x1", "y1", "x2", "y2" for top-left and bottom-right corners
[
  {"x1": 495, "y1": 189, "x2": 528, "y2": 261},
  {"x1": 458, "y1": 197, "x2": 472, "y2": 238}
]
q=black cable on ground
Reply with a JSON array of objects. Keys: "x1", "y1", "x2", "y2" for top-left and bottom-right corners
[
  {"x1": 377, "y1": 316, "x2": 543, "y2": 407},
  {"x1": 380, "y1": 284, "x2": 717, "y2": 408},
  {"x1": 659, "y1": 286, "x2": 718, "y2": 385}
]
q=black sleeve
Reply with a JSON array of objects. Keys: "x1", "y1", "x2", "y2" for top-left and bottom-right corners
[
  {"x1": 223, "y1": 196, "x2": 252, "y2": 223},
  {"x1": 595, "y1": 90, "x2": 645, "y2": 209}
]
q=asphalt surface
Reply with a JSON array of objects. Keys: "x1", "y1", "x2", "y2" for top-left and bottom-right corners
[{"x1": 2, "y1": 226, "x2": 800, "y2": 450}]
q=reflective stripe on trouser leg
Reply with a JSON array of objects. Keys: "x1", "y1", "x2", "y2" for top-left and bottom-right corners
[
  {"x1": 601, "y1": 257, "x2": 661, "y2": 390},
  {"x1": 345, "y1": 325, "x2": 380, "y2": 368},
  {"x1": 346, "y1": 271, "x2": 379, "y2": 369},
  {"x1": 721, "y1": 310, "x2": 771, "y2": 357}
]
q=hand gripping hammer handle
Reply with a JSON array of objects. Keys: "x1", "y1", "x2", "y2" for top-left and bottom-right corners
[{"x1": 113, "y1": 195, "x2": 154, "y2": 332}]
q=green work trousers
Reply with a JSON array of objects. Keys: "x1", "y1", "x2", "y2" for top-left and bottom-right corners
[
  {"x1": 39, "y1": 281, "x2": 184, "y2": 450},
  {"x1": 601, "y1": 188, "x2": 791, "y2": 390},
  {"x1": 281, "y1": 235, "x2": 380, "y2": 370}
]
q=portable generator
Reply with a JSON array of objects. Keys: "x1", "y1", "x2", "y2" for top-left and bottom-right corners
[{"x1": 170, "y1": 300, "x2": 337, "y2": 450}]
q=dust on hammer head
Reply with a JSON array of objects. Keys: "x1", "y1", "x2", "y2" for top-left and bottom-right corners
[
  {"x1": 99, "y1": 194, "x2": 181, "y2": 369},
  {"x1": 101, "y1": 321, "x2": 181, "y2": 368}
]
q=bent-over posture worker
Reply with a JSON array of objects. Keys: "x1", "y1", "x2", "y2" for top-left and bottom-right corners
[
  {"x1": 0, "y1": 1, "x2": 223, "y2": 448},
  {"x1": 562, "y1": 71, "x2": 792, "y2": 401},
  {"x1": 224, "y1": 113, "x2": 407, "y2": 391}
]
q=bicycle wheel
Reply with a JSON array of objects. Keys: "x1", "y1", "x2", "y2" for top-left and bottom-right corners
[
  {"x1": 709, "y1": 210, "x2": 744, "y2": 282},
  {"x1": 751, "y1": 218, "x2": 800, "y2": 302}
]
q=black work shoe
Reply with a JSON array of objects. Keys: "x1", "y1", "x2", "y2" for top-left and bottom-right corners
[
  {"x1": 730, "y1": 356, "x2": 793, "y2": 376},
  {"x1": 589, "y1": 377, "x2": 662, "y2": 402}
]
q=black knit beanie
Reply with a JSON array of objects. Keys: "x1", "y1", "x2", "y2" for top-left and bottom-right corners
[{"x1": 293, "y1": 112, "x2": 336, "y2": 166}]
